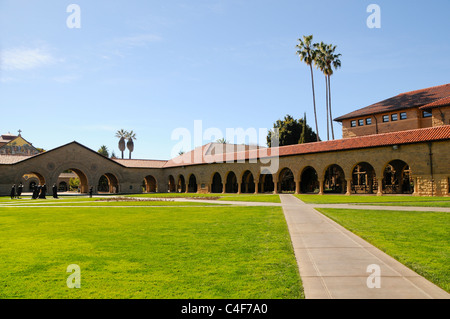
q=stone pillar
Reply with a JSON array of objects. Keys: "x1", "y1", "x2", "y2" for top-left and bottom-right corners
[
  {"x1": 185, "y1": 184, "x2": 188, "y2": 193},
  {"x1": 254, "y1": 179, "x2": 259, "y2": 194},
  {"x1": 237, "y1": 182, "x2": 242, "y2": 194},
  {"x1": 345, "y1": 178, "x2": 352, "y2": 196},
  {"x1": 222, "y1": 184, "x2": 226, "y2": 194},
  {"x1": 295, "y1": 180, "x2": 300, "y2": 194},
  {"x1": 377, "y1": 178, "x2": 383, "y2": 196},
  {"x1": 412, "y1": 177, "x2": 419, "y2": 196},
  {"x1": 273, "y1": 181, "x2": 278, "y2": 194},
  {"x1": 318, "y1": 179, "x2": 324, "y2": 195}
]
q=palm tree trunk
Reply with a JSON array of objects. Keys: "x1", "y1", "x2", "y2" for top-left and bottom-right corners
[
  {"x1": 325, "y1": 75, "x2": 329, "y2": 141},
  {"x1": 328, "y1": 75, "x2": 335, "y2": 140},
  {"x1": 309, "y1": 64, "x2": 320, "y2": 142}
]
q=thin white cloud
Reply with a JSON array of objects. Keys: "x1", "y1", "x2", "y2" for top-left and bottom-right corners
[{"x1": 0, "y1": 47, "x2": 56, "y2": 71}]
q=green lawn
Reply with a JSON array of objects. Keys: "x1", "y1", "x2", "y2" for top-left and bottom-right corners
[
  {"x1": 0, "y1": 204, "x2": 302, "y2": 299},
  {"x1": 295, "y1": 194, "x2": 450, "y2": 207},
  {"x1": 125, "y1": 193, "x2": 281, "y2": 203},
  {"x1": 316, "y1": 208, "x2": 450, "y2": 293}
]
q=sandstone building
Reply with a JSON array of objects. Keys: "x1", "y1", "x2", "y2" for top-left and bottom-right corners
[{"x1": 1, "y1": 84, "x2": 449, "y2": 197}]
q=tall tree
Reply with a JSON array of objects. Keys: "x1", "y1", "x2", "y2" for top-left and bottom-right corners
[
  {"x1": 267, "y1": 114, "x2": 318, "y2": 147},
  {"x1": 97, "y1": 145, "x2": 109, "y2": 157},
  {"x1": 296, "y1": 35, "x2": 320, "y2": 142},
  {"x1": 126, "y1": 130, "x2": 137, "y2": 159},
  {"x1": 315, "y1": 42, "x2": 341, "y2": 140},
  {"x1": 115, "y1": 129, "x2": 128, "y2": 159}
]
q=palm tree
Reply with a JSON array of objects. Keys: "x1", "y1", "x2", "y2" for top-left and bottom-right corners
[
  {"x1": 126, "y1": 130, "x2": 137, "y2": 159},
  {"x1": 314, "y1": 42, "x2": 341, "y2": 140},
  {"x1": 115, "y1": 129, "x2": 128, "y2": 159},
  {"x1": 314, "y1": 42, "x2": 330, "y2": 140},
  {"x1": 296, "y1": 35, "x2": 320, "y2": 142}
]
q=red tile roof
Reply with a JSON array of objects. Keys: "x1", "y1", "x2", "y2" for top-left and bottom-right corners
[
  {"x1": 420, "y1": 96, "x2": 450, "y2": 109},
  {"x1": 162, "y1": 125, "x2": 450, "y2": 167},
  {"x1": 112, "y1": 159, "x2": 167, "y2": 168},
  {"x1": 335, "y1": 83, "x2": 450, "y2": 121}
]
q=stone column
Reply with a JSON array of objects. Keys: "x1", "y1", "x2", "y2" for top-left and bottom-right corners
[
  {"x1": 295, "y1": 180, "x2": 301, "y2": 194},
  {"x1": 345, "y1": 178, "x2": 352, "y2": 196},
  {"x1": 237, "y1": 182, "x2": 242, "y2": 194},
  {"x1": 185, "y1": 184, "x2": 188, "y2": 193},
  {"x1": 318, "y1": 179, "x2": 324, "y2": 195},
  {"x1": 254, "y1": 179, "x2": 259, "y2": 194},
  {"x1": 377, "y1": 178, "x2": 383, "y2": 196},
  {"x1": 273, "y1": 181, "x2": 278, "y2": 194}
]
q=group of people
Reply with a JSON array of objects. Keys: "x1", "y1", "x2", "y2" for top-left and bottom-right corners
[{"x1": 10, "y1": 183, "x2": 59, "y2": 199}]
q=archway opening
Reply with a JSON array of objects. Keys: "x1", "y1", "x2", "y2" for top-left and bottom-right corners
[
  {"x1": 20, "y1": 172, "x2": 45, "y2": 193},
  {"x1": 352, "y1": 162, "x2": 377, "y2": 194},
  {"x1": 168, "y1": 175, "x2": 176, "y2": 193},
  {"x1": 98, "y1": 173, "x2": 119, "y2": 194},
  {"x1": 383, "y1": 160, "x2": 413, "y2": 194},
  {"x1": 225, "y1": 172, "x2": 238, "y2": 193},
  {"x1": 211, "y1": 173, "x2": 223, "y2": 193},
  {"x1": 58, "y1": 181, "x2": 68, "y2": 192},
  {"x1": 56, "y1": 169, "x2": 89, "y2": 194},
  {"x1": 188, "y1": 174, "x2": 198, "y2": 193},
  {"x1": 324, "y1": 164, "x2": 346, "y2": 194},
  {"x1": 143, "y1": 175, "x2": 157, "y2": 193},
  {"x1": 300, "y1": 167, "x2": 319, "y2": 194},
  {"x1": 177, "y1": 175, "x2": 186, "y2": 193},
  {"x1": 279, "y1": 168, "x2": 295, "y2": 193},
  {"x1": 241, "y1": 170, "x2": 255, "y2": 194},
  {"x1": 258, "y1": 173, "x2": 274, "y2": 193}
]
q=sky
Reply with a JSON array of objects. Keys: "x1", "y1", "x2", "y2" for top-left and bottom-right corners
[{"x1": 1, "y1": 0, "x2": 449, "y2": 160}]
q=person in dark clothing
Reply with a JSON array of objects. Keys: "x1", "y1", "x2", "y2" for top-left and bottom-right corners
[
  {"x1": 89, "y1": 187, "x2": 93, "y2": 198},
  {"x1": 17, "y1": 183, "x2": 23, "y2": 199},
  {"x1": 10, "y1": 185, "x2": 16, "y2": 199},
  {"x1": 32, "y1": 185, "x2": 38, "y2": 199},
  {"x1": 52, "y1": 184, "x2": 58, "y2": 199},
  {"x1": 39, "y1": 184, "x2": 47, "y2": 199}
]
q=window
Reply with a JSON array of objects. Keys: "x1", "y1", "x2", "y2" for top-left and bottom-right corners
[
  {"x1": 422, "y1": 111, "x2": 432, "y2": 118},
  {"x1": 365, "y1": 118, "x2": 372, "y2": 125},
  {"x1": 358, "y1": 119, "x2": 364, "y2": 126},
  {"x1": 382, "y1": 115, "x2": 389, "y2": 122},
  {"x1": 350, "y1": 120, "x2": 356, "y2": 127},
  {"x1": 400, "y1": 112, "x2": 407, "y2": 120},
  {"x1": 391, "y1": 113, "x2": 398, "y2": 121}
]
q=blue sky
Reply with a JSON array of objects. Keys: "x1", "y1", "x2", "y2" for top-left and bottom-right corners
[{"x1": 1, "y1": 0, "x2": 449, "y2": 160}]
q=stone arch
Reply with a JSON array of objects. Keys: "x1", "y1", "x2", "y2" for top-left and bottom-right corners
[
  {"x1": 19, "y1": 172, "x2": 45, "y2": 192},
  {"x1": 143, "y1": 175, "x2": 157, "y2": 193},
  {"x1": 168, "y1": 175, "x2": 176, "y2": 193},
  {"x1": 323, "y1": 164, "x2": 346, "y2": 194},
  {"x1": 241, "y1": 170, "x2": 255, "y2": 194},
  {"x1": 300, "y1": 166, "x2": 319, "y2": 193},
  {"x1": 177, "y1": 175, "x2": 186, "y2": 193},
  {"x1": 188, "y1": 174, "x2": 198, "y2": 193},
  {"x1": 279, "y1": 167, "x2": 295, "y2": 193},
  {"x1": 351, "y1": 162, "x2": 377, "y2": 194},
  {"x1": 98, "y1": 172, "x2": 119, "y2": 193},
  {"x1": 225, "y1": 171, "x2": 238, "y2": 193},
  {"x1": 382, "y1": 159, "x2": 413, "y2": 194},
  {"x1": 211, "y1": 172, "x2": 223, "y2": 193}
]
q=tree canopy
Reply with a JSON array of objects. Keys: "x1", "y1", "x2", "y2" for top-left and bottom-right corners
[{"x1": 267, "y1": 114, "x2": 319, "y2": 147}]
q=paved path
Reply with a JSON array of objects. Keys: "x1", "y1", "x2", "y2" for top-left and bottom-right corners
[{"x1": 279, "y1": 194, "x2": 449, "y2": 299}]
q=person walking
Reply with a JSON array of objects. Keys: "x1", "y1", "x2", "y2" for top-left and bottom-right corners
[
  {"x1": 10, "y1": 184, "x2": 16, "y2": 199},
  {"x1": 52, "y1": 184, "x2": 58, "y2": 199},
  {"x1": 17, "y1": 183, "x2": 23, "y2": 199}
]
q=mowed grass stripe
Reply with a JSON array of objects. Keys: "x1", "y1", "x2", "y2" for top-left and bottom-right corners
[{"x1": 0, "y1": 206, "x2": 303, "y2": 299}]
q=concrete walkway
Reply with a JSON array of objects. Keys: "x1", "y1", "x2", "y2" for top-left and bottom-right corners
[{"x1": 279, "y1": 194, "x2": 449, "y2": 299}]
